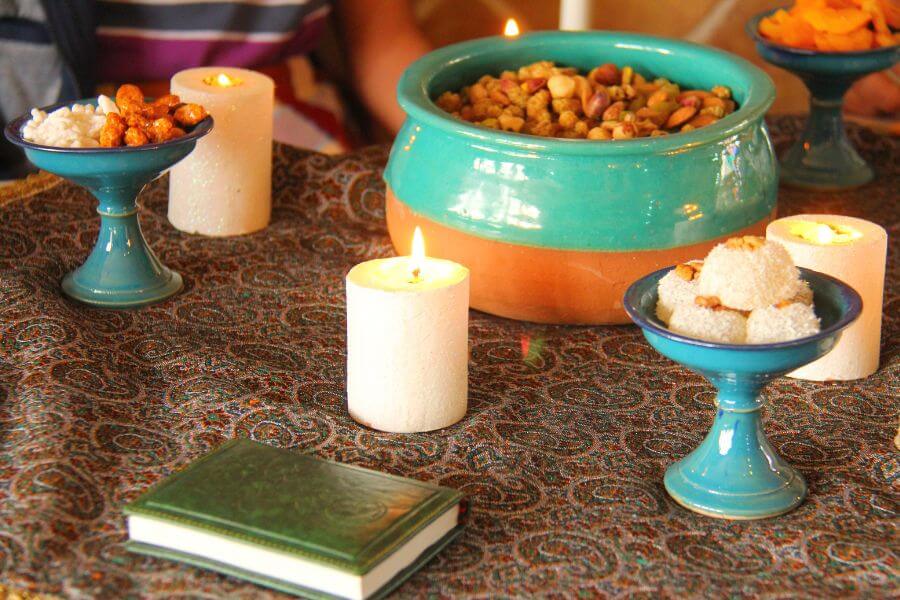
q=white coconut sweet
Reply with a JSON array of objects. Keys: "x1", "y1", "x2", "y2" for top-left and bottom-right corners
[
  {"x1": 668, "y1": 302, "x2": 747, "y2": 344},
  {"x1": 656, "y1": 261, "x2": 703, "y2": 324},
  {"x1": 746, "y1": 302, "x2": 820, "y2": 344},
  {"x1": 697, "y1": 236, "x2": 801, "y2": 311}
]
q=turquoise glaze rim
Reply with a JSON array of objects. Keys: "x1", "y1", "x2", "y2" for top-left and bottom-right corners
[
  {"x1": 395, "y1": 31, "x2": 776, "y2": 155},
  {"x1": 386, "y1": 31, "x2": 779, "y2": 251},
  {"x1": 624, "y1": 266, "x2": 862, "y2": 519}
]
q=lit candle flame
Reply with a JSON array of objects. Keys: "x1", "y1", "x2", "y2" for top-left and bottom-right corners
[
  {"x1": 410, "y1": 226, "x2": 425, "y2": 281},
  {"x1": 503, "y1": 18, "x2": 520, "y2": 37},
  {"x1": 203, "y1": 72, "x2": 243, "y2": 87},
  {"x1": 789, "y1": 221, "x2": 862, "y2": 245}
]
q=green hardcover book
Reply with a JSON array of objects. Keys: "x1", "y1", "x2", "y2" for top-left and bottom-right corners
[{"x1": 124, "y1": 438, "x2": 464, "y2": 600}]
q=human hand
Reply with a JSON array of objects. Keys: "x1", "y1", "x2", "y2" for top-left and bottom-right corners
[{"x1": 844, "y1": 66, "x2": 900, "y2": 118}]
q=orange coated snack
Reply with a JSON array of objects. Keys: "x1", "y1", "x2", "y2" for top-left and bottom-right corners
[
  {"x1": 759, "y1": 0, "x2": 899, "y2": 51},
  {"x1": 99, "y1": 84, "x2": 208, "y2": 147}
]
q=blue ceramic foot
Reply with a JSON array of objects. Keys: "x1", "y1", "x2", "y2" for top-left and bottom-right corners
[
  {"x1": 60, "y1": 183, "x2": 184, "y2": 307},
  {"x1": 663, "y1": 389, "x2": 806, "y2": 520},
  {"x1": 625, "y1": 267, "x2": 861, "y2": 520},
  {"x1": 747, "y1": 11, "x2": 900, "y2": 190},
  {"x1": 4, "y1": 98, "x2": 212, "y2": 308}
]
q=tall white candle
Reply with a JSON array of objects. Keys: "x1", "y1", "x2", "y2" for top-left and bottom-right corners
[
  {"x1": 169, "y1": 67, "x2": 274, "y2": 236},
  {"x1": 767, "y1": 215, "x2": 887, "y2": 381},
  {"x1": 560, "y1": 0, "x2": 592, "y2": 30},
  {"x1": 346, "y1": 228, "x2": 469, "y2": 433}
]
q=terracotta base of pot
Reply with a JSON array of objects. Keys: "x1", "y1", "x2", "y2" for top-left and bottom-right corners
[{"x1": 387, "y1": 189, "x2": 772, "y2": 324}]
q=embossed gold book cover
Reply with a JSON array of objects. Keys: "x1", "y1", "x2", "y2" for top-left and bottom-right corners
[{"x1": 124, "y1": 438, "x2": 464, "y2": 599}]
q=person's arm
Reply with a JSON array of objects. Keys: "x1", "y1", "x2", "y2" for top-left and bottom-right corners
[{"x1": 338, "y1": 0, "x2": 432, "y2": 133}]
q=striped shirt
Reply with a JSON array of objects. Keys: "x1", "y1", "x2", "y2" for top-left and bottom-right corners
[
  {"x1": 96, "y1": 0, "x2": 332, "y2": 83},
  {"x1": 94, "y1": 0, "x2": 349, "y2": 153}
]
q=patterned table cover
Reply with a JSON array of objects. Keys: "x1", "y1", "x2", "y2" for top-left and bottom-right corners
[{"x1": 0, "y1": 117, "x2": 896, "y2": 599}]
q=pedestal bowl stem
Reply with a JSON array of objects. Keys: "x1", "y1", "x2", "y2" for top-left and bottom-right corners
[
  {"x1": 61, "y1": 182, "x2": 182, "y2": 307},
  {"x1": 780, "y1": 75, "x2": 871, "y2": 190},
  {"x1": 664, "y1": 379, "x2": 806, "y2": 520}
]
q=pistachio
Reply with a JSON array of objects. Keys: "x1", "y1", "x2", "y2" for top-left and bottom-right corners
[
  {"x1": 584, "y1": 90, "x2": 611, "y2": 119},
  {"x1": 589, "y1": 63, "x2": 620, "y2": 86},
  {"x1": 679, "y1": 95, "x2": 702, "y2": 109},
  {"x1": 548, "y1": 74, "x2": 576, "y2": 99},
  {"x1": 573, "y1": 76, "x2": 593, "y2": 107},
  {"x1": 665, "y1": 105, "x2": 698, "y2": 129},
  {"x1": 602, "y1": 101, "x2": 625, "y2": 121},
  {"x1": 636, "y1": 107, "x2": 667, "y2": 126},
  {"x1": 438, "y1": 59, "x2": 737, "y2": 140},
  {"x1": 522, "y1": 78, "x2": 548, "y2": 94},
  {"x1": 647, "y1": 89, "x2": 670, "y2": 108},
  {"x1": 688, "y1": 113, "x2": 719, "y2": 128}
]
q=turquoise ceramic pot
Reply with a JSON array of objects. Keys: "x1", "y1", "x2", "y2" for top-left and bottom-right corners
[
  {"x1": 748, "y1": 10, "x2": 900, "y2": 190},
  {"x1": 624, "y1": 267, "x2": 862, "y2": 519},
  {"x1": 5, "y1": 99, "x2": 213, "y2": 308},
  {"x1": 385, "y1": 31, "x2": 779, "y2": 324}
]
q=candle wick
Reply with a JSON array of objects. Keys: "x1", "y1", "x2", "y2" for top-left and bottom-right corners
[{"x1": 410, "y1": 267, "x2": 421, "y2": 283}]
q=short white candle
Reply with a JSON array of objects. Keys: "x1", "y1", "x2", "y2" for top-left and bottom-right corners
[
  {"x1": 767, "y1": 215, "x2": 887, "y2": 381},
  {"x1": 559, "y1": 0, "x2": 592, "y2": 30},
  {"x1": 169, "y1": 67, "x2": 274, "y2": 236},
  {"x1": 346, "y1": 228, "x2": 470, "y2": 433}
]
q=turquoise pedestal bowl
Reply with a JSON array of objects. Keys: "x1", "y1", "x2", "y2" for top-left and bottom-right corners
[
  {"x1": 748, "y1": 10, "x2": 900, "y2": 190},
  {"x1": 624, "y1": 267, "x2": 861, "y2": 519},
  {"x1": 386, "y1": 31, "x2": 779, "y2": 324},
  {"x1": 5, "y1": 101, "x2": 212, "y2": 308}
]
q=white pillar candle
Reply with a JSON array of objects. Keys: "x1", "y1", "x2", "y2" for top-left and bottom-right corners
[
  {"x1": 346, "y1": 228, "x2": 469, "y2": 433},
  {"x1": 560, "y1": 0, "x2": 592, "y2": 30},
  {"x1": 169, "y1": 67, "x2": 274, "y2": 236},
  {"x1": 767, "y1": 215, "x2": 887, "y2": 381}
]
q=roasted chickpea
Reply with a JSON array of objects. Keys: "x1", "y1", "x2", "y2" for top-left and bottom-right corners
[
  {"x1": 99, "y1": 113, "x2": 127, "y2": 147},
  {"x1": 173, "y1": 103, "x2": 208, "y2": 127},
  {"x1": 124, "y1": 126, "x2": 149, "y2": 146},
  {"x1": 147, "y1": 117, "x2": 175, "y2": 143},
  {"x1": 153, "y1": 94, "x2": 181, "y2": 109},
  {"x1": 116, "y1": 83, "x2": 144, "y2": 105}
]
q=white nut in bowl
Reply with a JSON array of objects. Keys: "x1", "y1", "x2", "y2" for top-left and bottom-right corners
[{"x1": 98, "y1": 94, "x2": 120, "y2": 115}]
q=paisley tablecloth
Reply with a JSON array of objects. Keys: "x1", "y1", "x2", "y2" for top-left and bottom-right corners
[{"x1": 0, "y1": 117, "x2": 897, "y2": 599}]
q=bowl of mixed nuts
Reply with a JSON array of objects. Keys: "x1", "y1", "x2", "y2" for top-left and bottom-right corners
[{"x1": 384, "y1": 31, "x2": 778, "y2": 325}]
